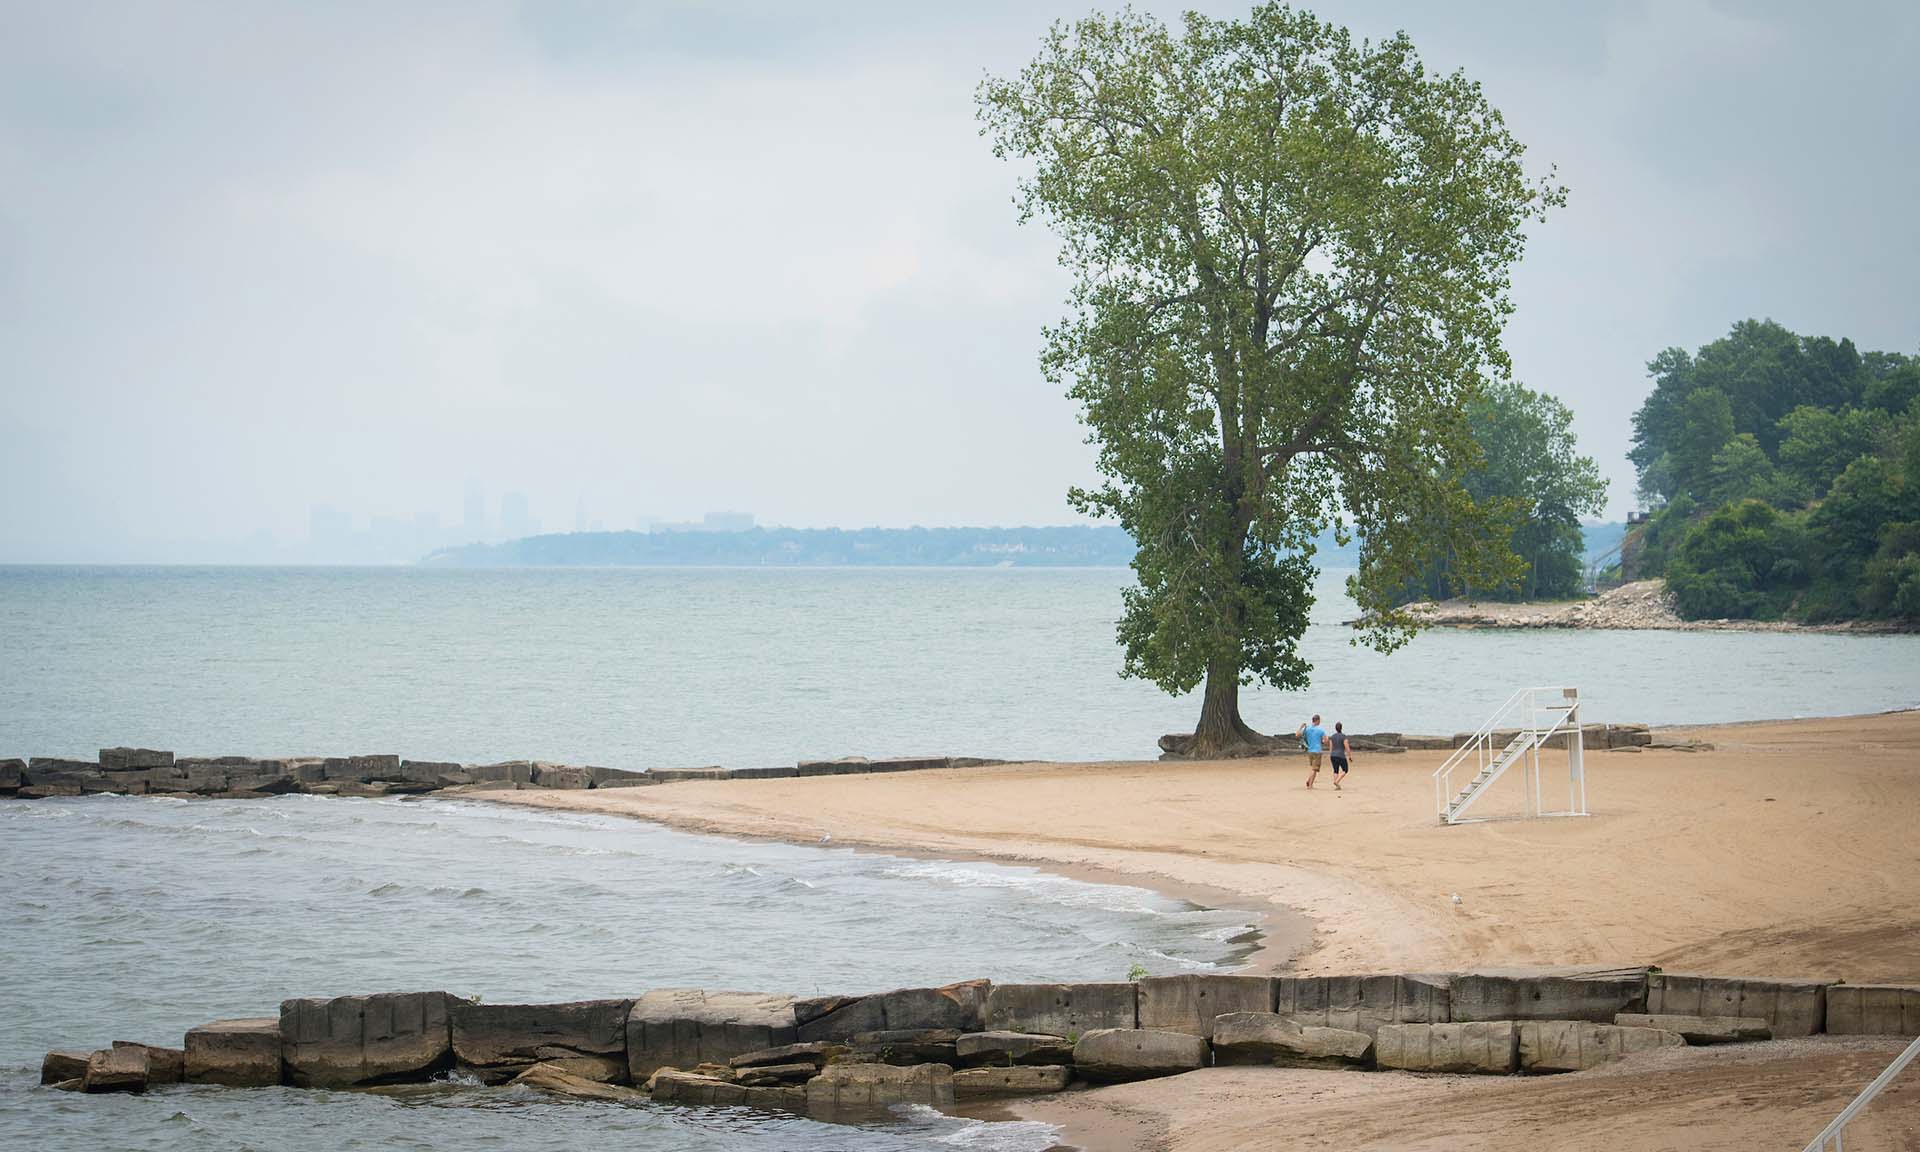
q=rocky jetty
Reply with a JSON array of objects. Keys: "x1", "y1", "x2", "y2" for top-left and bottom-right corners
[
  {"x1": 42, "y1": 969, "x2": 1917, "y2": 1108},
  {"x1": 1373, "y1": 579, "x2": 1914, "y2": 633},
  {"x1": 0, "y1": 747, "x2": 1012, "y2": 802}
]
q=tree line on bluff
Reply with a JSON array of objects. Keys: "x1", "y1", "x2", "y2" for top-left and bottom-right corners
[{"x1": 1624, "y1": 319, "x2": 1920, "y2": 622}]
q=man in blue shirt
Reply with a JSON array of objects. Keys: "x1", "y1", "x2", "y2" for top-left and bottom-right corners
[{"x1": 1298, "y1": 714, "x2": 1327, "y2": 788}]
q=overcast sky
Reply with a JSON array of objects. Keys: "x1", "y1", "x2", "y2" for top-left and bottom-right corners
[{"x1": 3, "y1": 1, "x2": 1916, "y2": 561}]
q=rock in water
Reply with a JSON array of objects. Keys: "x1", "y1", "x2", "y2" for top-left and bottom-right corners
[
  {"x1": 185, "y1": 1018, "x2": 283, "y2": 1087},
  {"x1": 451, "y1": 999, "x2": 633, "y2": 1084},
  {"x1": 804, "y1": 1061, "x2": 955, "y2": 1110},
  {"x1": 41, "y1": 1050, "x2": 93, "y2": 1085},
  {"x1": 280, "y1": 991, "x2": 460, "y2": 1088},
  {"x1": 511, "y1": 1062, "x2": 645, "y2": 1102},
  {"x1": 82, "y1": 1046, "x2": 149, "y2": 1094}
]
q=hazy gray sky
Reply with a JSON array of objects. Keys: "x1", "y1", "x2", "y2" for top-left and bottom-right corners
[{"x1": 3, "y1": 1, "x2": 1916, "y2": 560}]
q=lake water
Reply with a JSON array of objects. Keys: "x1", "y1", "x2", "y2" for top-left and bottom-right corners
[
  {"x1": 0, "y1": 794, "x2": 1251, "y2": 1151},
  {"x1": 1, "y1": 565, "x2": 1914, "y2": 766},
  {"x1": 1, "y1": 565, "x2": 1914, "y2": 1149}
]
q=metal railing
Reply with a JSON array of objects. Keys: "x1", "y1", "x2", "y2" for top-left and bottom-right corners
[
  {"x1": 1432, "y1": 686, "x2": 1587, "y2": 824},
  {"x1": 1802, "y1": 1033, "x2": 1920, "y2": 1152}
]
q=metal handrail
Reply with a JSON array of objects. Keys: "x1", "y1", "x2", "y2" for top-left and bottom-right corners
[
  {"x1": 1433, "y1": 687, "x2": 1582, "y2": 822},
  {"x1": 1802, "y1": 1033, "x2": 1920, "y2": 1152}
]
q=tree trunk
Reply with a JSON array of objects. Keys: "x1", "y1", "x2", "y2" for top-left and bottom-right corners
[{"x1": 1189, "y1": 657, "x2": 1271, "y2": 757}]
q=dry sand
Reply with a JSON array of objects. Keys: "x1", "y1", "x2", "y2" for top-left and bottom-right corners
[{"x1": 476, "y1": 711, "x2": 1920, "y2": 1150}]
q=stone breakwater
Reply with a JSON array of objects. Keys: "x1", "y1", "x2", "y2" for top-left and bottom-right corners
[
  {"x1": 0, "y1": 747, "x2": 1011, "y2": 801},
  {"x1": 39, "y1": 970, "x2": 1920, "y2": 1110},
  {"x1": 1161, "y1": 722, "x2": 1672, "y2": 760}
]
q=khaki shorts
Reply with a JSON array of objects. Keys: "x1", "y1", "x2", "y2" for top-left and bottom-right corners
[{"x1": 1308, "y1": 752, "x2": 1323, "y2": 768}]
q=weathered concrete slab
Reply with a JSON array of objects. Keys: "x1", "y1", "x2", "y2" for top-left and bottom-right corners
[
  {"x1": 469, "y1": 761, "x2": 534, "y2": 784},
  {"x1": 99, "y1": 747, "x2": 173, "y2": 770},
  {"x1": 954, "y1": 1031, "x2": 1074, "y2": 1066},
  {"x1": 726, "y1": 766, "x2": 799, "y2": 780},
  {"x1": 17, "y1": 783, "x2": 83, "y2": 798},
  {"x1": 626, "y1": 989, "x2": 797, "y2": 1079},
  {"x1": 1072, "y1": 1028, "x2": 1209, "y2": 1082},
  {"x1": 322, "y1": 755, "x2": 401, "y2": 781},
  {"x1": 1375, "y1": 1022, "x2": 1519, "y2": 1073},
  {"x1": 848, "y1": 1028, "x2": 961, "y2": 1065},
  {"x1": 984, "y1": 982, "x2": 1137, "y2": 1036},
  {"x1": 1518, "y1": 1021, "x2": 1685, "y2": 1071},
  {"x1": 587, "y1": 766, "x2": 652, "y2": 786},
  {"x1": 1826, "y1": 985, "x2": 1920, "y2": 1035},
  {"x1": 729, "y1": 1041, "x2": 848, "y2": 1070},
  {"x1": 1614, "y1": 1013, "x2": 1771, "y2": 1043},
  {"x1": 1645, "y1": 974, "x2": 1828, "y2": 1037},
  {"x1": 1136, "y1": 975, "x2": 1275, "y2": 1037},
  {"x1": 1275, "y1": 974, "x2": 1450, "y2": 1037},
  {"x1": 867, "y1": 756, "x2": 951, "y2": 774},
  {"x1": 646, "y1": 766, "x2": 732, "y2": 784},
  {"x1": 954, "y1": 1065, "x2": 1072, "y2": 1098},
  {"x1": 280, "y1": 991, "x2": 459, "y2": 1087},
  {"x1": 83, "y1": 1046, "x2": 148, "y2": 1093},
  {"x1": 41, "y1": 1050, "x2": 92, "y2": 1084},
  {"x1": 511, "y1": 1062, "x2": 647, "y2": 1102},
  {"x1": 795, "y1": 757, "x2": 870, "y2": 777},
  {"x1": 648, "y1": 1067, "x2": 806, "y2": 1109},
  {"x1": 805, "y1": 1061, "x2": 955, "y2": 1109},
  {"x1": 184, "y1": 1018, "x2": 282, "y2": 1087},
  {"x1": 1212, "y1": 1012, "x2": 1372, "y2": 1066},
  {"x1": 529, "y1": 763, "x2": 592, "y2": 789},
  {"x1": 452, "y1": 999, "x2": 633, "y2": 1083},
  {"x1": 113, "y1": 1041, "x2": 184, "y2": 1085},
  {"x1": 797, "y1": 980, "x2": 990, "y2": 1042},
  {"x1": 1449, "y1": 967, "x2": 1648, "y2": 1024}
]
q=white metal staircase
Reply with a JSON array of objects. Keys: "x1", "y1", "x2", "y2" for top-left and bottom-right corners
[
  {"x1": 1433, "y1": 687, "x2": 1588, "y2": 825},
  {"x1": 1802, "y1": 1033, "x2": 1920, "y2": 1151}
]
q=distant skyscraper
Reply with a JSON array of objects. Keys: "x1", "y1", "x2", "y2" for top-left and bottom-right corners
[
  {"x1": 462, "y1": 483, "x2": 488, "y2": 538},
  {"x1": 574, "y1": 498, "x2": 587, "y2": 534},
  {"x1": 501, "y1": 491, "x2": 536, "y2": 540}
]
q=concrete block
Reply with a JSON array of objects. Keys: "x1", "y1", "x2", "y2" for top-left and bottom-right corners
[
  {"x1": 185, "y1": 1018, "x2": 283, "y2": 1087},
  {"x1": 806, "y1": 1061, "x2": 956, "y2": 1109},
  {"x1": 984, "y1": 982, "x2": 1137, "y2": 1036},
  {"x1": 1517, "y1": 1020, "x2": 1684, "y2": 1071},
  {"x1": 112, "y1": 1041, "x2": 184, "y2": 1085},
  {"x1": 99, "y1": 747, "x2": 173, "y2": 770},
  {"x1": 451, "y1": 999, "x2": 634, "y2": 1083},
  {"x1": 1646, "y1": 974, "x2": 1828, "y2": 1037},
  {"x1": 1826, "y1": 985, "x2": 1920, "y2": 1035},
  {"x1": 469, "y1": 761, "x2": 534, "y2": 784},
  {"x1": 1375, "y1": 1022, "x2": 1519, "y2": 1073},
  {"x1": 1212, "y1": 1012, "x2": 1372, "y2": 1065},
  {"x1": 626, "y1": 989, "x2": 797, "y2": 1079},
  {"x1": 83, "y1": 1046, "x2": 148, "y2": 1093},
  {"x1": 954, "y1": 1065, "x2": 1072, "y2": 1097},
  {"x1": 726, "y1": 766, "x2": 798, "y2": 780},
  {"x1": 280, "y1": 991, "x2": 459, "y2": 1087},
  {"x1": 586, "y1": 766, "x2": 651, "y2": 786},
  {"x1": 529, "y1": 763, "x2": 592, "y2": 789},
  {"x1": 1275, "y1": 974, "x2": 1450, "y2": 1037},
  {"x1": 1449, "y1": 967, "x2": 1648, "y2": 1023},
  {"x1": 954, "y1": 1031, "x2": 1074, "y2": 1066},
  {"x1": 797, "y1": 980, "x2": 989, "y2": 1042},
  {"x1": 1613, "y1": 1013, "x2": 1771, "y2": 1043},
  {"x1": 1072, "y1": 1028, "x2": 1209, "y2": 1082},
  {"x1": 646, "y1": 766, "x2": 732, "y2": 783},
  {"x1": 41, "y1": 1050, "x2": 92, "y2": 1084},
  {"x1": 795, "y1": 757, "x2": 870, "y2": 776},
  {"x1": 1136, "y1": 975, "x2": 1275, "y2": 1037}
]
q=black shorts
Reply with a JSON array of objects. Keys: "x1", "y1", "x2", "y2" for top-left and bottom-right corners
[{"x1": 1331, "y1": 756, "x2": 1350, "y2": 773}]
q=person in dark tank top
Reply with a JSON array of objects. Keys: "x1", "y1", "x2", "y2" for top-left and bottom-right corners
[{"x1": 1329, "y1": 722, "x2": 1353, "y2": 791}]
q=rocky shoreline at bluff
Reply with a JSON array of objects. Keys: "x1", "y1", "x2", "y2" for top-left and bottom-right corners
[{"x1": 1364, "y1": 579, "x2": 1917, "y2": 634}]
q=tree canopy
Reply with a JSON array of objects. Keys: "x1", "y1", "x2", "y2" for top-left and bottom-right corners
[
  {"x1": 979, "y1": 4, "x2": 1560, "y2": 752},
  {"x1": 1628, "y1": 319, "x2": 1920, "y2": 622},
  {"x1": 1404, "y1": 380, "x2": 1606, "y2": 602}
]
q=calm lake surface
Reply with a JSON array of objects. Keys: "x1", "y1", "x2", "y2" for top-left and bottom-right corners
[
  {"x1": 1, "y1": 565, "x2": 1914, "y2": 766},
  {"x1": 1, "y1": 564, "x2": 1913, "y2": 1149}
]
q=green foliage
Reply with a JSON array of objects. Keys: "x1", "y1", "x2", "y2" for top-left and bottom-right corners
[
  {"x1": 1405, "y1": 380, "x2": 1606, "y2": 600},
  {"x1": 1666, "y1": 501, "x2": 1810, "y2": 619},
  {"x1": 978, "y1": 4, "x2": 1558, "y2": 738},
  {"x1": 1126, "y1": 964, "x2": 1149, "y2": 983},
  {"x1": 1627, "y1": 319, "x2": 1920, "y2": 623}
]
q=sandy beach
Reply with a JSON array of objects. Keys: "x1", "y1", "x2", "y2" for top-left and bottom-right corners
[{"x1": 479, "y1": 710, "x2": 1920, "y2": 1150}]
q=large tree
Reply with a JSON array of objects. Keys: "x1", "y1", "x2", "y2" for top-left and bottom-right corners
[{"x1": 979, "y1": 5, "x2": 1560, "y2": 754}]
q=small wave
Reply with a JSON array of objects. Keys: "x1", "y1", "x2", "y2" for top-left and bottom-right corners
[
  {"x1": 368, "y1": 882, "x2": 403, "y2": 896},
  {"x1": 893, "y1": 1103, "x2": 1063, "y2": 1151}
]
